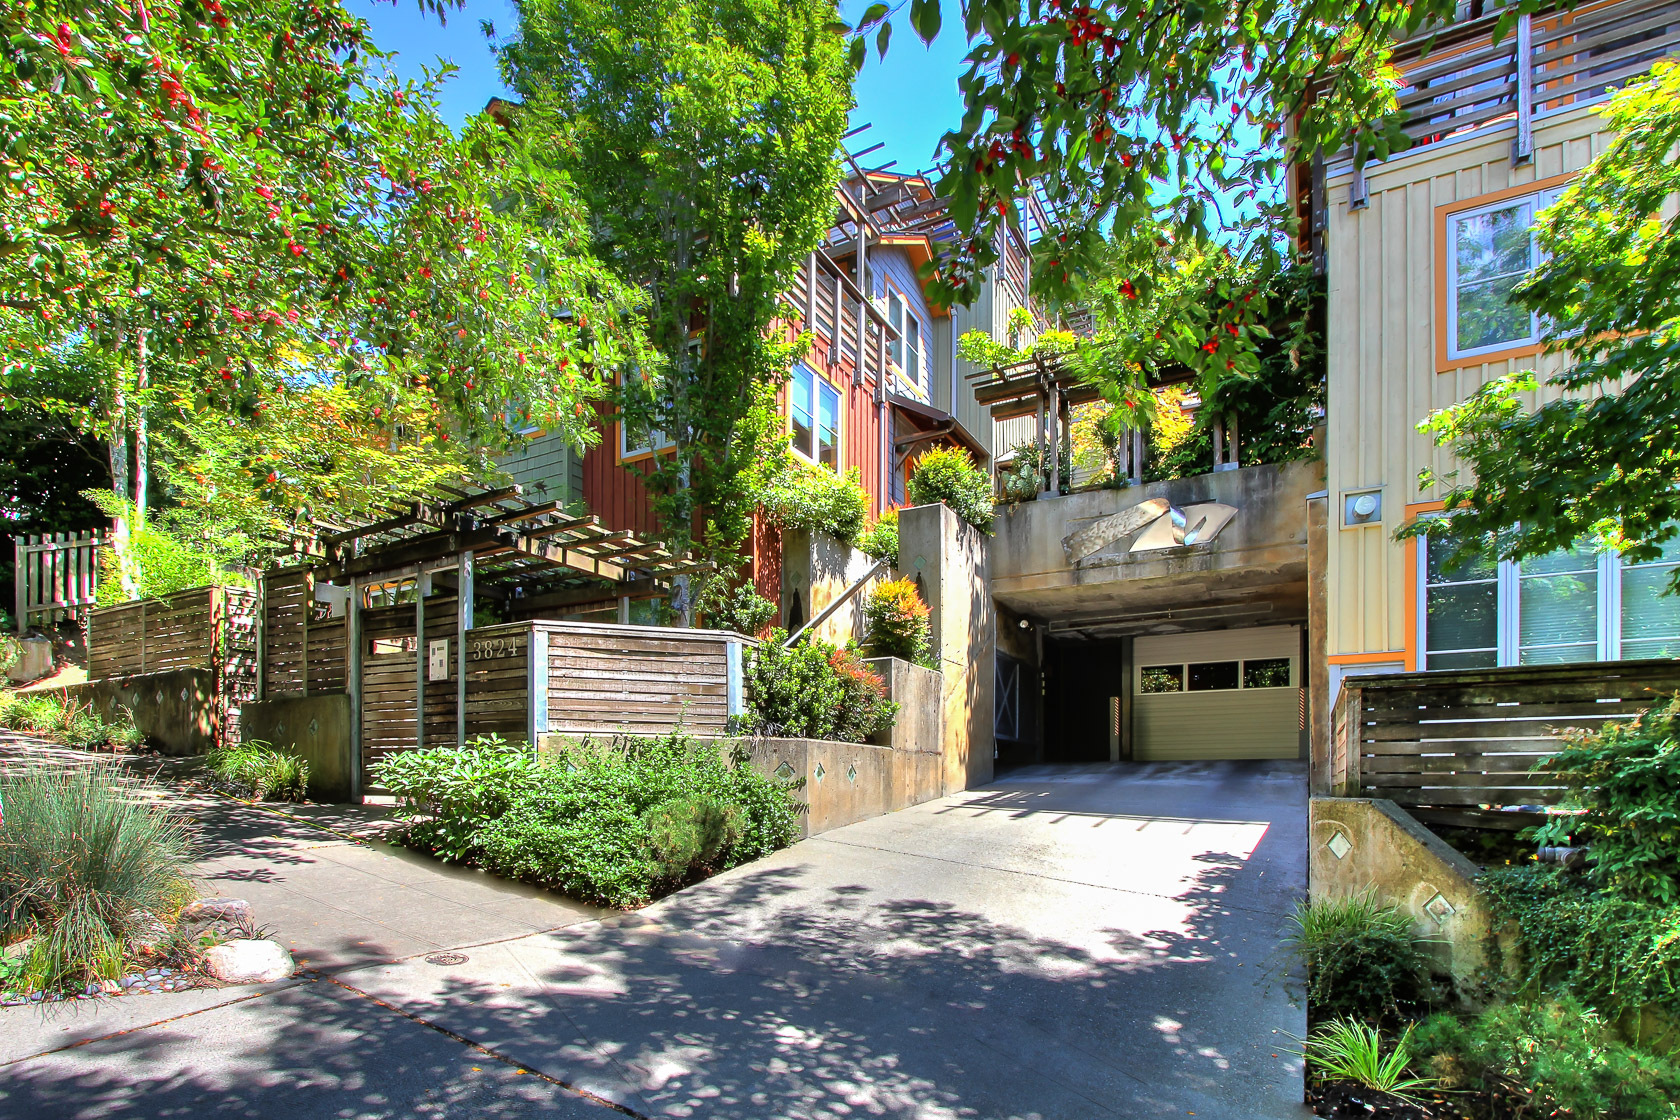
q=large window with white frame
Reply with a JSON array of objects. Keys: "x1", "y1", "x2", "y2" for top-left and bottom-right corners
[
  {"x1": 886, "y1": 287, "x2": 924, "y2": 394},
  {"x1": 1446, "y1": 186, "x2": 1563, "y2": 361},
  {"x1": 1419, "y1": 526, "x2": 1680, "y2": 668},
  {"x1": 790, "y1": 362, "x2": 840, "y2": 470}
]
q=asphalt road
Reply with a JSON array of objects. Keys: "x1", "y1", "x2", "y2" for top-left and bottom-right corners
[{"x1": 0, "y1": 755, "x2": 1310, "y2": 1119}]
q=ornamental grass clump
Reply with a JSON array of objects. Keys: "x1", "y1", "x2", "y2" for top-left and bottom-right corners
[
  {"x1": 0, "y1": 690, "x2": 143, "y2": 750},
  {"x1": 0, "y1": 764, "x2": 195, "y2": 992},
  {"x1": 863, "y1": 577, "x2": 933, "y2": 666},
  {"x1": 377, "y1": 734, "x2": 801, "y2": 909},
  {"x1": 204, "y1": 741, "x2": 310, "y2": 802},
  {"x1": 1301, "y1": 1018, "x2": 1438, "y2": 1105},
  {"x1": 907, "y1": 446, "x2": 995, "y2": 533},
  {"x1": 1286, "y1": 892, "x2": 1434, "y2": 1026}
]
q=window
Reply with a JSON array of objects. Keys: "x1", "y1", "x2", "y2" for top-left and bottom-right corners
[
  {"x1": 1188, "y1": 661, "x2": 1241, "y2": 691},
  {"x1": 790, "y1": 362, "x2": 840, "y2": 469},
  {"x1": 887, "y1": 288, "x2": 924, "y2": 392},
  {"x1": 1141, "y1": 658, "x2": 1294, "y2": 693},
  {"x1": 1419, "y1": 528, "x2": 1680, "y2": 667},
  {"x1": 1446, "y1": 188, "x2": 1562, "y2": 360},
  {"x1": 1140, "y1": 665, "x2": 1183, "y2": 693},
  {"x1": 618, "y1": 366, "x2": 676, "y2": 461}
]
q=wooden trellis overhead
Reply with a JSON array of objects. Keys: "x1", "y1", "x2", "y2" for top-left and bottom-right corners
[{"x1": 294, "y1": 483, "x2": 709, "y2": 591}]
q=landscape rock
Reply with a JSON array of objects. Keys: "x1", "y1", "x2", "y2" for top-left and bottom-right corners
[
  {"x1": 202, "y1": 939, "x2": 294, "y2": 984},
  {"x1": 126, "y1": 909, "x2": 173, "y2": 956},
  {"x1": 179, "y1": 897, "x2": 254, "y2": 929},
  {"x1": 98, "y1": 978, "x2": 121, "y2": 995},
  {"x1": 2, "y1": 938, "x2": 34, "y2": 962}
]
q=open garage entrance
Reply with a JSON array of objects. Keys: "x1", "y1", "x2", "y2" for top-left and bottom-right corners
[
  {"x1": 987, "y1": 461, "x2": 1323, "y2": 768},
  {"x1": 1033, "y1": 625, "x2": 1306, "y2": 764}
]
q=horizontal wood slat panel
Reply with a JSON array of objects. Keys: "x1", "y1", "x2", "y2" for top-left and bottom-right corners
[{"x1": 1344, "y1": 660, "x2": 1680, "y2": 828}]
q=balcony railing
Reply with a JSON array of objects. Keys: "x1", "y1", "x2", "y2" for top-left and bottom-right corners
[{"x1": 1342, "y1": 0, "x2": 1680, "y2": 202}]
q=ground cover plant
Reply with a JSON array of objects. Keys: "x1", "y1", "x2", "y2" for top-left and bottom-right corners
[
  {"x1": 0, "y1": 690, "x2": 144, "y2": 751},
  {"x1": 1286, "y1": 893, "x2": 1434, "y2": 1027},
  {"x1": 374, "y1": 733, "x2": 803, "y2": 909},
  {"x1": 203, "y1": 741, "x2": 311, "y2": 803},
  {"x1": 741, "y1": 632, "x2": 898, "y2": 743},
  {"x1": 0, "y1": 763, "x2": 195, "y2": 992}
]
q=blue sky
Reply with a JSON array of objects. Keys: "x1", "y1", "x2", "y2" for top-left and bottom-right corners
[{"x1": 349, "y1": 1, "x2": 971, "y2": 175}]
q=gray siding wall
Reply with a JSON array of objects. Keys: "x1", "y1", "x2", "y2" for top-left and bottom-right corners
[{"x1": 500, "y1": 431, "x2": 583, "y2": 507}]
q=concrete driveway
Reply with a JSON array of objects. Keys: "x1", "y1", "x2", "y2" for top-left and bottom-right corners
[{"x1": 1, "y1": 759, "x2": 1310, "y2": 1119}]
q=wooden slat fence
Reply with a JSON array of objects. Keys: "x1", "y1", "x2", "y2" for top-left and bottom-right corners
[
  {"x1": 13, "y1": 531, "x2": 103, "y2": 632},
  {"x1": 86, "y1": 585, "x2": 259, "y2": 748},
  {"x1": 261, "y1": 567, "x2": 349, "y2": 698},
  {"x1": 1328, "y1": 659, "x2": 1680, "y2": 829},
  {"x1": 540, "y1": 620, "x2": 739, "y2": 737}
]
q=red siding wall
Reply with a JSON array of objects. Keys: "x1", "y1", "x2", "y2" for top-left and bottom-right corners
[{"x1": 580, "y1": 402, "x2": 660, "y2": 537}]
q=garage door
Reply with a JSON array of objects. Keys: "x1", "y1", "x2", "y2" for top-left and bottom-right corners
[{"x1": 1133, "y1": 626, "x2": 1302, "y2": 761}]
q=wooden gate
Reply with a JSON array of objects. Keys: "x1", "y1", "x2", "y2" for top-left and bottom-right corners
[
  {"x1": 358, "y1": 583, "x2": 461, "y2": 793},
  {"x1": 13, "y1": 530, "x2": 103, "y2": 632}
]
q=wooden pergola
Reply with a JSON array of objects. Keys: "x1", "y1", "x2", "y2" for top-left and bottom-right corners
[{"x1": 259, "y1": 484, "x2": 713, "y2": 795}]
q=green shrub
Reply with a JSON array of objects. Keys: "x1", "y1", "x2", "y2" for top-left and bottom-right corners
[
  {"x1": 1534, "y1": 694, "x2": 1680, "y2": 905},
  {"x1": 1480, "y1": 866, "x2": 1680, "y2": 1026},
  {"x1": 1414, "y1": 996, "x2": 1680, "y2": 1120},
  {"x1": 1286, "y1": 892, "x2": 1433, "y2": 1025},
  {"x1": 1301, "y1": 1018, "x2": 1437, "y2": 1104},
  {"x1": 374, "y1": 735, "x2": 539, "y2": 862},
  {"x1": 701, "y1": 581, "x2": 778, "y2": 636},
  {"x1": 0, "y1": 764, "x2": 195, "y2": 991},
  {"x1": 743, "y1": 630, "x2": 897, "y2": 743},
  {"x1": 862, "y1": 577, "x2": 933, "y2": 666},
  {"x1": 857, "y1": 507, "x2": 899, "y2": 565},
  {"x1": 998, "y1": 439, "x2": 1073, "y2": 502},
  {"x1": 907, "y1": 446, "x2": 995, "y2": 533},
  {"x1": 760, "y1": 461, "x2": 870, "y2": 546},
  {"x1": 0, "y1": 632, "x2": 21, "y2": 677},
  {"x1": 205, "y1": 741, "x2": 311, "y2": 802},
  {"x1": 377, "y1": 733, "x2": 802, "y2": 909}
]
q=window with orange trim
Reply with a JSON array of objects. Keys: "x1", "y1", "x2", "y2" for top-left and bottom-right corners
[{"x1": 1445, "y1": 186, "x2": 1564, "y2": 362}]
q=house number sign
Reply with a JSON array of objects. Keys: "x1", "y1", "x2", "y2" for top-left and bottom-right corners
[{"x1": 469, "y1": 636, "x2": 520, "y2": 660}]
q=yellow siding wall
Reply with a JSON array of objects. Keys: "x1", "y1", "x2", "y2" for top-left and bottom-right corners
[{"x1": 1324, "y1": 105, "x2": 1615, "y2": 666}]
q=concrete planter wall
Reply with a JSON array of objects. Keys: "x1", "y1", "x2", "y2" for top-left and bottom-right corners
[
  {"x1": 57, "y1": 669, "x2": 221, "y2": 756},
  {"x1": 1309, "y1": 797, "x2": 1492, "y2": 993},
  {"x1": 779, "y1": 527, "x2": 881, "y2": 647},
  {"x1": 862, "y1": 656, "x2": 941, "y2": 753},
  {"x1": 241, "y1": 693, "x2": 355, "y2": 802}
]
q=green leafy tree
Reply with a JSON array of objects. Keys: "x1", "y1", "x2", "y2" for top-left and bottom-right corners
[
  {"x1": 1409, "y1": 62, "x2": 1680, "y2": 579},
  {"x1": 842, "y1": 1, "x2": 1559, "y2": 342},
  {"x1": 495, "y1": 0, "x2": 852, "y2": 563},
  {"x1": 0, "y1": 0, "x2": 643, "y2": 595}
]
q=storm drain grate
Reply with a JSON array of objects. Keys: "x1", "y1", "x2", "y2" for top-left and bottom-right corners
[{"x1": 425, "y1": 952, "x2": 470, "y2": 966}]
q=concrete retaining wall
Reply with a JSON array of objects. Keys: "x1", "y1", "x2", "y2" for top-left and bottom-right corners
[
  {"x1": 863, "y1": 657, "x2": 942, "y2": 753},
  {"x1": 55, "y1": 669, "x2": 220, "y2": 756},
  {"x1": 241, "y1": 692, "x2": 355, "y2": 802},
  {"x1": 1310, "y1": 796, "x2": 1491, "y2": 990}
]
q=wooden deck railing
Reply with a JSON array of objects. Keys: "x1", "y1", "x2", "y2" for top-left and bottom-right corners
[
  {"x1": 1327, "y1": 659, "x2": 1680, "y2": 829},
  {"x1": 12, "y1": 531, "x2": 103, "y2": 633}
]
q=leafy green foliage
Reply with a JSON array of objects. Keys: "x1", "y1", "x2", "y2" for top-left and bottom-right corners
[
  {"x1": 907, "y1": 447, "x2": 995, "y2": 533},
  {"x1": 1411, "y1": 63, "x2": 1680, "y2": 581},
  {"x1": 1479, "y1": 868, "x2": 1680, "y2": 1027},
  {"x1": 863, "y1": 578, "x2": 933, "y2": 666},
  {"x1": 497, "y1": 0, "x2": 851, "y2": 563},
  {"x1": 1301, "y1": 1019, "x2": 1437, "y2": 1104},
  {"x1": 83, "y1": 491, "x2": 252, "y2": 602},
  {"x1": 0, "y1": 764, "x2": 194, "y2": 992},
  {"x1": 843, "y1": 0, "x2": 1517, "y2": 313},
  {"x1": 760, "y1": 460, "x2": 870, "y2": 546},
  {"x1": 743, "y1": 631, "x2": 898, "y2": 743},
  {"x1": 374, "y1": 735, "x2": 540, "y2": 864},
  {"x1": 375, "y1": 733, "x2": 802, "y2": 909},
  {"x1": 204, "y1": 741, "x2": 310, "y2": 803},
  {"x1": 856, "y1": 507, "x2": 900, "y2": 566},
  {"x1": 1414, "y1": 996, "x2": 1680, "y2": 1120},
  {"x1": 1, "y1": 0, "x2": 642, "y2": 595},
  {"x1": 999, "y1": 437, "x2": 1072, "y2": 501},
  {"x1": 1533, "y1": 695, "x2": 1680, "y2": 906},
  {"x1": 1286, "y1": 893, "x2": 1433, "y2": 1025},
  {"x1": 700, "y1": 581, "x2": 779, "y2": 637}
]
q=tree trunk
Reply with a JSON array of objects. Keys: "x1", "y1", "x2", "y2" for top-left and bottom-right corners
[
  {"x1": 133, "y1": 328, "x2": 149, "y2": 528},
  {"x1": 108, "y1": 324, "x2": 137, "y2": 601}
]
